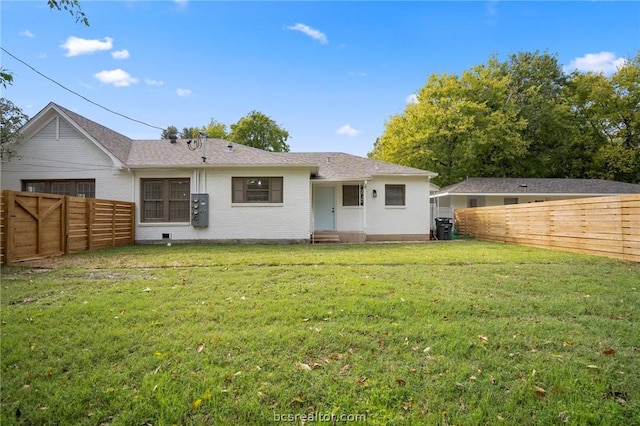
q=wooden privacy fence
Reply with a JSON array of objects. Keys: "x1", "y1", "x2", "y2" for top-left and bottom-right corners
[
  {"x1": 1, "y1": 190, "x2": 135, "y2": 265},
  {"x1": 454, "y1": 194, "x2": 640, "y2": 262}
]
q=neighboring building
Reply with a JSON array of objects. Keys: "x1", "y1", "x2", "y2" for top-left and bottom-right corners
[
  {"x1": 431, "y1": 177, "x2": 640, "y2": 221},
  {"x1": 1, "y1": 102, "x2": 438, "y2": 243}
]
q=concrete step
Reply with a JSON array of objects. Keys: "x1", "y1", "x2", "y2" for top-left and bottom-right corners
[{"x1": 312, "y1": 232, "x2": 341, "y2": 243}]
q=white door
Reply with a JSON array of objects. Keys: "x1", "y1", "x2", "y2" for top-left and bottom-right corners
[{"x1": 314, "y1": 186, "x2": 335, "y2": 231}]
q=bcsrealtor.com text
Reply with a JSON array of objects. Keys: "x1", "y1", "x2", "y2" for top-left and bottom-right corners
[{"x1": 273, "y1": 412, "x2": 366, "y2": 423}]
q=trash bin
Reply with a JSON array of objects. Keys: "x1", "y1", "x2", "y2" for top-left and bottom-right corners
[{"x1": 435, "y1": 217, "x2": 453, "y2": 240}]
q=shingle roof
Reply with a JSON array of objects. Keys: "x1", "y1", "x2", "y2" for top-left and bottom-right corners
[
  {"x1": 53, "y1": 103, "x2": 133, "y2": 164},
  {"x1": 30, "y1": 103, "x2": 438, "y2": 178},
  {"x1": 438, "y1": 178, "x2": 640, "y2": 195},
  {"x1": 288, "y1": 152, "x2": 437, "y2": 180},
  {"x1": 126, "y1": 139, "x2": 316, "y2": 168}
]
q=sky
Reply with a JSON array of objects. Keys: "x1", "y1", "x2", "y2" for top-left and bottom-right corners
[{"x1": 1, "y1": 1, "x2": 639, "y2": 158}]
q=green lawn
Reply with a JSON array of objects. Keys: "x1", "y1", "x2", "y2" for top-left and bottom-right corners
[{"x1": 1, "y1": 241, "x2": 638, "y2": 425}]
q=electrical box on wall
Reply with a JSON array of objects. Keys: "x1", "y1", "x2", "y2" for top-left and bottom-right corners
[{"x1": 191, "y1": 193, "x2": 209, "y2": 227}]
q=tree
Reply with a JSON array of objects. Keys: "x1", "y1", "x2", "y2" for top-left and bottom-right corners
[
  {"x1": 201, "y1": 118, "x2": 228, "y2": 139},
  {"x1": 1, "y1": 1, "x2": 89, "y2": 88},
  {"x1": 370, "y1": 50, "x2": 640, "y2": 186},
  {"x1": 370, "y1": 59, "x2": 528, "y2": 186},
  {"x1": 161, "y1": 126, "x2": 178, "y2": 139},
  {"x1": 501, "y1": 51, "x2": 578, "y2": 178},
  {"x1": 228, "y1": 111, "x2": 290, "y2": 152},
  {"x1": 0, "y1": 70, "x2": 13, "y2": 89},
  {"x1": 47, "y1": 0, "x2": 89, "y2": 26},
  {"x1": 1, "y1": 98, "x2": 29, "y2": 162},
  {"x1": 566, "y1": 53, "x2": 640, "y2": 182},
  {"x1": 181, "y1": 127, "x2": 201, "y2": 139}
]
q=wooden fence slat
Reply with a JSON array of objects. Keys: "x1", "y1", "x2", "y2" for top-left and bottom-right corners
[
  {"x1": 0, "y1": 191, "x2": 135, "y2": 264},
  {"x1": 455, "y1": 194, "x2": 640, "y2": 262}
]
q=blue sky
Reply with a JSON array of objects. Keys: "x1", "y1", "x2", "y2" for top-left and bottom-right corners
[{"x1": 1, "y1": 1, "x2": 638, "y2": 157}]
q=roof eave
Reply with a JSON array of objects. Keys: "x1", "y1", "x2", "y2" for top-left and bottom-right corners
[{"x1": 126, "y1": 162, "x2": 319, "y2": 169}]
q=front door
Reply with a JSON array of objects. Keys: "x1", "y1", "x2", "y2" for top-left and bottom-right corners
[{"x1": 314, "y1": 186, "x2": 335, "y2": 231}]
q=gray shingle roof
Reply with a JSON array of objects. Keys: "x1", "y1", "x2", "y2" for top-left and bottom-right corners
[
  {"x1": 438, "y1": 178, "x2": 640, "y2": 195},
  {"x1": 32, "y1": 103, "x2": 438, "y2": 178},
  {"x1": 126, "y1": 139, "x2": 316, "y2": 168},
  {"x1": 288, "y1": 152, "x2": 437, "y2": 180},
  {"x1": 53, "y1": 103, "x2": 133, "y2": 164}
]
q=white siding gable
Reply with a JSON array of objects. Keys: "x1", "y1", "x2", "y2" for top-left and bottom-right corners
[{"x1": 1, "y1": 115, "x2": 133, "y2": 200}]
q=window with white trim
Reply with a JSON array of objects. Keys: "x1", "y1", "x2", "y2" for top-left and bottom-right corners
[
  {"x1": 141, "y1": 178, "x2": 190, "y2": 222},
  {"x1": 22, "y1": 179, "x2": 95, "y2": 198},
  {"x1": 342, "y1": 185, "x2": 363, "y2": 206},
  {"x1": 232, "y1": 177, "x2": 283, "y2": 203},
  {"x1": 385, "y1": 184, "x2": 405, "y2": 206}
]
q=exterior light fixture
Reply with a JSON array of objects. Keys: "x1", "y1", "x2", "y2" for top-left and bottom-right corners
[{"x1": 372, "y1": 189, "x2": 377, "y2": 198}]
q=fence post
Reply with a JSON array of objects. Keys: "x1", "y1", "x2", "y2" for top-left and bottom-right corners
[
  {"x1": 5, "y1": 191, "x2": 16, "y2": 264},
  {"x1": 1, "y1": 190, "x2": 12, "y2": 265},
  {"x1": 63, "y1": 196, "x2": 69, "y2": 255},
  {"x1": 130, "y1": 202, "x2": 135, "y2": 244},
  {"x1": 87, "y1": 198, "x2": 93, "y2": 251},
  {"x1": 111, "y1": 200, "x2": 116, "y2": 247}
]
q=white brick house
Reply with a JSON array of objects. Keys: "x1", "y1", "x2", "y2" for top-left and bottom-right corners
[{"x1": 1, "y1": 103, "x2": 438, "y2": 243}]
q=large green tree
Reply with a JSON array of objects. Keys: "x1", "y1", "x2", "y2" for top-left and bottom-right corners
[
  {"x1": 370, "y1": 57, "x2": 528, "y2": 184},
  {"x1": 228, "y1": 111, "x2": 290, "y2": 152},
  {"x1": 566, "y1": 54, "x2": 640, "y2": 182},
  {"x1": 201, "y1": 118, "x2": 228, "y2": 139},
  {"x1": 501, "y1": 51, "x2": 578, "y2": 178},
  {"x1": 1, "y1": 98, "x2": 29, "y2": 162},
  {"x1": 370, "y1": 50, "x2": 640, "y2": 186}
]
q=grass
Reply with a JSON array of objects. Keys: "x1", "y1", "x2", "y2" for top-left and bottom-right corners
[{"x1": 1, "y1": 241, "x2": 639, "y2": 425}]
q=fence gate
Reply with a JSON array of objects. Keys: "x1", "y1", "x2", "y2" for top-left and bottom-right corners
[{"x1": 3, "y1": 191, "x2": 66, "y2": 263}]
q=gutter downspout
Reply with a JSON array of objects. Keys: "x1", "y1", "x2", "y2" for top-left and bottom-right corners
[{"x1": 363, "y1": 180, "x2": 367, "y2": 241}]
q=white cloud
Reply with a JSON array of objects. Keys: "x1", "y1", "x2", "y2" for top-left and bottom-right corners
[
  {"x1": 61, "y1": 36, "x2": 113, "y2": 57},
  {"x1": 177, "y1": 88, "x2": 192, "y2": 97},
  {"x1": 145, "y1": 78, "x2": 164, "y2": 86},
  {"x1": 111, "y1": 49, "x2": 130, "y2": 59},
  {"x1": 94, "y1": 69, "x2": 138, "y2": 87},
  {"x1": 174, "y1": 0, "x2": 188, "y2": 5},
  {"x1": 286, "y1": 23, "x2": 328, "y2": 44},
  {"x1": 20, "y1": 30, "x2": 34, "y2": 38},
  {"x1": 406, "y1": 93, "x2": 419, "y2": 105},
  {"x1": 336, "y1": 125, "x2": 361, "y2": 137},
  {"x1": 349, "y1": 71, "x2": 367, "y2": 77},
  {"x1": 565, "y1": 51, "x2": 628, "y2": 75}
]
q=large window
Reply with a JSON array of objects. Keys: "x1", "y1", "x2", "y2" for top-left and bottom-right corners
[
  {"x1": 232, "y1": 177, "x2": 283, "y2": 203},
  {"x1": 22, "y1": 179, "x2": 95, "y2": 198},
  {"x1": 385, "y1": 184, "x2": 405, "y2": 206},
  {"x1": 141, "y1": 178, "x2": 190, "y2": 222},
  {"x1": 342, "y1": 185, "x2": 363, "y2": 206}
]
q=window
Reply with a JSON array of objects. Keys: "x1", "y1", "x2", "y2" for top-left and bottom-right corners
[
  {"x1": 468, "y1": 198, "x2": 478, "y2": 208},
  {"x1": 22, "y1": 180, "x2": 95, "y2": 198},
  {"x1": 385, "y1": 184, "x2": 405, "y2": 206},
  {"x1": 232, "y1": 177, "x2": 283, "y2": 203},
  {"x1": 141, "y1": 178, "x2": 190, "y2": 222},
  {"x1": 342, "y1": 185, "x2": 363, "y2": 206},
  {"x1": 504, "y1": 197, "x2": 518, "y2": 205}
]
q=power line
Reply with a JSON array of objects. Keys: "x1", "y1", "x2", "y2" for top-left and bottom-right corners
[{"x1": 1, "y1": 47, "x2": 167, "y2": 132}]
